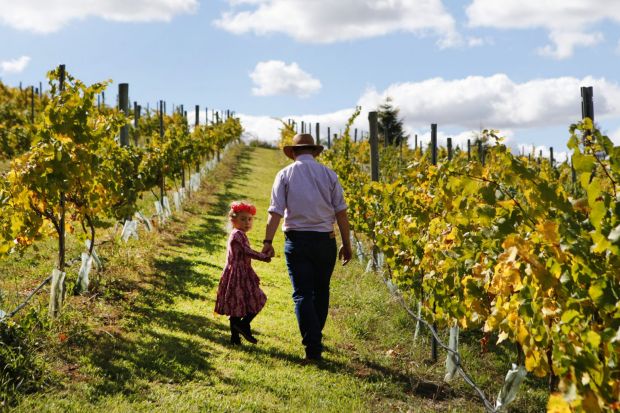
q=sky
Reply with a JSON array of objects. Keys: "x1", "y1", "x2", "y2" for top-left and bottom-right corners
[{"x1": 2, "y1": 0, "x2": 620, "y2": 160}]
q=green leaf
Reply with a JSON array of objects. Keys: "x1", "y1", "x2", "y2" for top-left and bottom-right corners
[{"x1": 560, "y1": 309, "x2": 581, "y2": 324}]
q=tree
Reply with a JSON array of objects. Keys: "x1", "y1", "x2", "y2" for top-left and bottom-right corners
[{"x1": 378, "y1": 97, "x2": 407, "y2": 146}]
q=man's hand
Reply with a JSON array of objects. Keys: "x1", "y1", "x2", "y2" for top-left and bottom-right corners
[
  {"x1": 262, "y1": 243, "x2": 275, "y2": 258},
  {"x1": 339, "y1": 244, "x2": 352, "y2": 266}
]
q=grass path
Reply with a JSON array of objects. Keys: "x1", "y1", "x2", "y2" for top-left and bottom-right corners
[{"x1": 12, "y1": 147, "x2": 421, "y2": 412}]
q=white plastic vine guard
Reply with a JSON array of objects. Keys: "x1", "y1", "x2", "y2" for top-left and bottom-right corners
[
  {"x1": 84, "y1": 240, "x2": 102, "y2": 269},
  {"x1": 121, "y1": 220, "x2": 139, "y2": 242},
  {"x1": 154, "y1": 201, "x2": 165, "y2": 224},
  {"x1": 190, "y1": 173, "x2": 201, "y2": 192},
  {"x1": 0, "y1": 309, "x2": 6, "y2": 320},
  {"x1": 162, "y1": 197, "x2": 172, "y2": 217},
  {"x1": 413, "y1": 301, "x2": 422, "y2": 341},
  {"x1": 444, "y1": 325, "x2": 460, "y2": 382},
  {"x1": 134, "y1": 211, "x2": 153, "y2": 232},
  {"x1": 76, "y1": 252, "x2": 93, "y2": 294},
  {"x1": 386, "y1": 279, "x2": 398, "y2": 294},
  {"x1": 173, "y1": 191, "x2": 182, "y2": 212},
  {"x1": 49, "y1": 269, "x2": 66, "y2": 315},
  {"x1": 495, "y1": 364, "x2": 527, "y2": 410}
]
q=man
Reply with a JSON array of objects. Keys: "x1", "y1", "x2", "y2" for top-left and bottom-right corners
[{"x1": 262, "y1": 133, "x2": 353, "y2": 361}]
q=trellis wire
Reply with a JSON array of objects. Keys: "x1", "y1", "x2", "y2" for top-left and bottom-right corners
[
  {"x1": 0, "y1": 275, "x2": 52, "y2": 323},
  {"x1": 352, "y1": 232, "x2": 499, "y2": 413}
]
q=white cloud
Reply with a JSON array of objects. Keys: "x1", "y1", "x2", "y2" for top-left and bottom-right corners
[
  {"x1": 215, "y1": 0, "x2": 461, "y2": 47},
  {"x1": 250, "y1": 60, "x2": 321, "y2": 98},
  {"x1": 466, "y1": 0, "x2": 620, "y2": 59},
  {"x1": 609, "y1": 128, "x2": 620, "y2": 146},
  {"x1": 237, "y1": 114, "x2": 283, "y2": 141},
  {"x1": 239, "y1": 74, "x2": 619, "y2": 152},
  {"x1": 357, "y1": 74, "x2": 620, "y2": 130},
  {"x1": 0, "y1": 56, "x2": 30, "y2": 74},
  {"x1": 0, "y1": 0, "x2": 198, "y2": 33}
]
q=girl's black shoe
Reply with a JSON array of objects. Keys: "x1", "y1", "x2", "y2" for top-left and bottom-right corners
[
  {"x1": 232, "y1": 320, "x2": 258, "y2": 344},
  {"x1": 230, "y1": 319, "x2": 241, "y2": 345},
  {"x1": 230, "y1": 334, "x2": 241, "y2": 345}
]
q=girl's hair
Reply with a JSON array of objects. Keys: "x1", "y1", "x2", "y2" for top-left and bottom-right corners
[{"x1": 228, "y1": 201, "x2": 257, "y2": 219}]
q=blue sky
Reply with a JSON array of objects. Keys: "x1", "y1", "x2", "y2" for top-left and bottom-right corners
[{"x1": 2, "y1": 0, "x2": 620, "y2": 159}]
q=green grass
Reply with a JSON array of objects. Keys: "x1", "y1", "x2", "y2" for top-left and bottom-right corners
[{"x1": 5, "y1": 146, "x2": 548, "y2": 412}]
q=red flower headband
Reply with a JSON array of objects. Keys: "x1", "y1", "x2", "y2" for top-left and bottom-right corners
[{"x1": 230, "y1": 201, "x2": 257, "y2": 216}]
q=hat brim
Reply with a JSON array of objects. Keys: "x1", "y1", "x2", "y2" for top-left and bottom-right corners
[{"x1": 283, "y1": 144, "x2": 324, "y2": 160}]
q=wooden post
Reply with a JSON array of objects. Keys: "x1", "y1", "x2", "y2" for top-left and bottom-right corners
[
  {"x1": 30, "y1": 86, "x2": 35, "y2": 122},
  {"x1": 195, "y1": 105, "x2": 200, "y2": 126},
  {"x1": 205, "y1": 107, "x2": 209, "y2": 124},
  {"x1": 327, "y1": 127, "x2": 331, "y2": 149},
  {"x1": 159, "y1": 100, "x2": 164, "y2": 139},
  {"x1": 135, "y1": 104, "x2": 141, "y2": 146},
  {"x1": 119, "y1": 83, "x2": 129, "y2": 147},
  {"x1": 301, "y1": 121, "x2": 305, "y2": 133},
  {"x1": 133, "y1": 101, "x2": 140, "y2": 128},
  {"x1": 102, "y1": 91, "x2": 105, "y2": 107},
  {"x1": 415, "y1": 134, "x2": 418, "y2": 150},
  {"x1": 447, "y1": 137, "x2": 453, "y2": 161},
  {"x1": 581, "y1": 86, "x2": 594, "y2": 121},
  {"x1": 550, "y1": 147, "x2": 554, "y2": 168},
  {"x1": 431, "y1": 124, "x2": 437, "y2": 165},
  {"x1": 354, "y1": 128, "x2": 358, "y2": 143},
  {"x1": 58, "y1": 65, "x2": 66, "y2": 92},
  {"x1": 51, "y1": 64, "x2": 67, "y2": 318},
  {"x1": 468, "y1": 139, "x2": 471, "y2": 160},
  {"x1": 369, "y1": 112, "x2": 379, "y2": 182},
  {"x1": 478, "y1": 140, "x2": 483, "y2": 164},
  {"x1": 316, "y1": 123, "x2": 321, "y2": 145},
  {"x1": 39, "y1": 81, "x2": 43, "y2": 97},
  {"x1": 430, "y1": 122, "x2": 439, "y2": 363},
  {"x1": 581, "y1": 86, "x2": 594, "y2": 148}
]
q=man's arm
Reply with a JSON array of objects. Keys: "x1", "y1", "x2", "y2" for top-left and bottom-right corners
[
  {"x1": 262, "y1": 212, "x2": 282, "y2": 257},
  {"x1": 336, "y1": 209, "x2": 352, "y2": 265}
]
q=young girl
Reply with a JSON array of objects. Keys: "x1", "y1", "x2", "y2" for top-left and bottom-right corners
[{"x1": 215, "y1": 201, "x2": 271, "y2": 345}]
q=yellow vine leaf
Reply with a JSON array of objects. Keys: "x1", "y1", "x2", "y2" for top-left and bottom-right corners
[
  {"x1": 537, "y1": 221, "x2": 560, "y2": 245},
  {"x1": 547, "y1": 393, "x2": 572, "y2": 413}
]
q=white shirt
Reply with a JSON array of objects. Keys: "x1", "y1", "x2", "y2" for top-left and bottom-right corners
[{"x1": 268, "y1": 154, "x2": 347, "y2": 232}]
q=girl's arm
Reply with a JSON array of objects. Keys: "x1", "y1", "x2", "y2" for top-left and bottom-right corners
[{"x1": 232, "y1": 234, "x2": 271, "y2": 262}]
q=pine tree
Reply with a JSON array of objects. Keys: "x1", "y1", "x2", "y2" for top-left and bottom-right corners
[{"x1": 378, "y1": 97, "x2": 407, "y2": 146}]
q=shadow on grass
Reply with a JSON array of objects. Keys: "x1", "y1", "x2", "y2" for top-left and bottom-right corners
[
  {"x1": 70, "y1": 146, "x2": 442, "y2": 408},
  {"x1": 78, "y1": 148, "x2": 259, "y2": 398}
]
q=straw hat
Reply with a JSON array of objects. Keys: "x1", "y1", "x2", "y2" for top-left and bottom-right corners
[{"x1": 283, "y1": 133, "x2": 324, "y2": 160}]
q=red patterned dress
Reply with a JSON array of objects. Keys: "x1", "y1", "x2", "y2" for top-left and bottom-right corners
[{"x1": 214, "y1": 229, "x2": 269, "y2": 317}]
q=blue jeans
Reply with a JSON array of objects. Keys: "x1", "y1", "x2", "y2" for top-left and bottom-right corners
[{"x1": 284, "y1": 231, "x2": 337, "y2": 358}]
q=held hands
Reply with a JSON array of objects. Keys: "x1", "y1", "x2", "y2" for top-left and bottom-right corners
[
  {"x1": 261, "y1": 242, "x2": 275, "y2": 258},
  {"x1": 339, "y1": 244, "x2": 352, "y2": 266}
]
